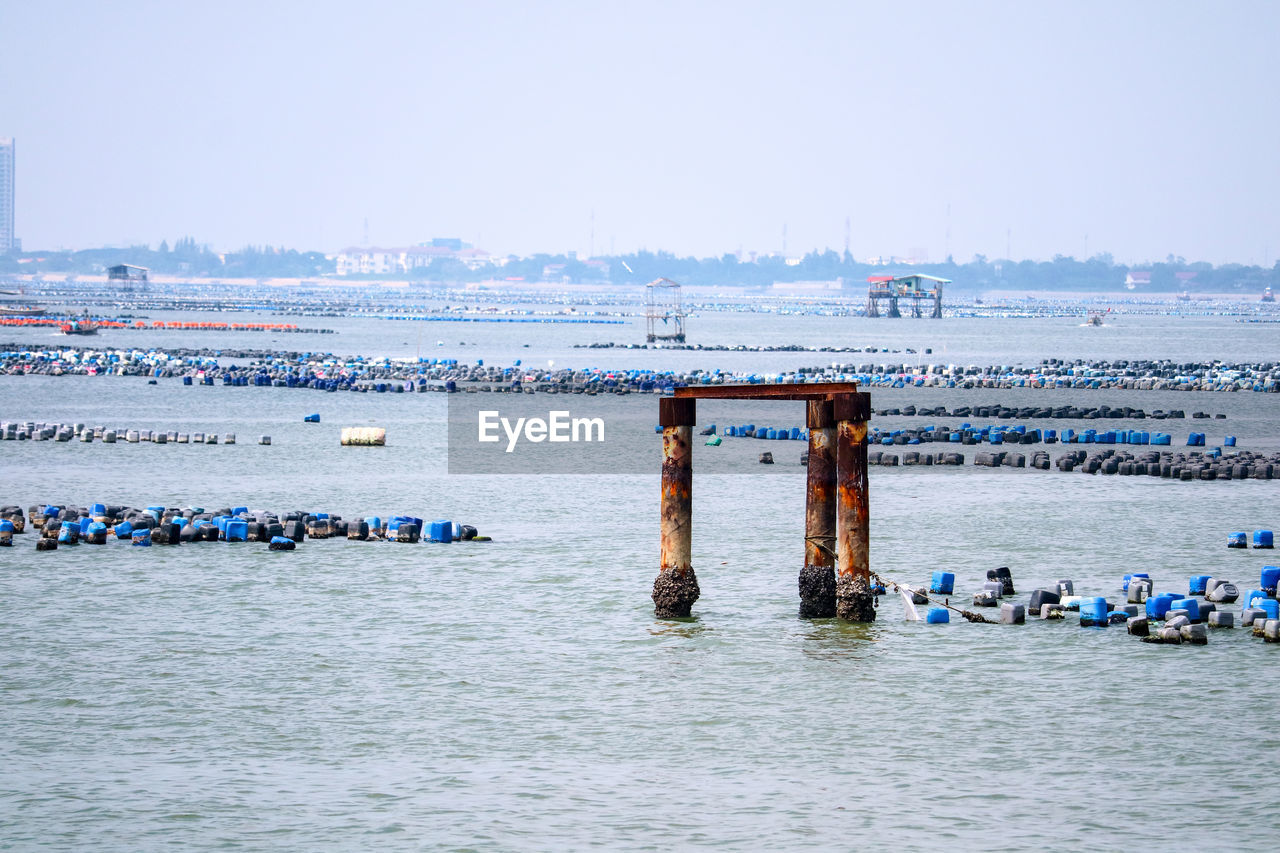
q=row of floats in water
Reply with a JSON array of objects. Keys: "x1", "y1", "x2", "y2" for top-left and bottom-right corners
[
  {"x1": 1, "y1": 420, "x2": 385, "y2": 447},
  {"x1": 1, "y1": 421, "x2": 264, "y2": 445},
  {"x1": 791, "y1": 356, "x2": 1280, "y2": 393},
  {"x1": 6, "y1": 342, "x2": 1280, "y2": 395},
  {"x1": 873, "y1": 403, "x2": 1202, "y2": 421},
  {"x1": 681, "y1": 423, "x2": 1280, "y2": 481},
  {"x1": 863, "y1": 447, "x2": 1277, "y2": 481},
  {"x1": 902, "y1": 551, "x2": 1280, "y2": 645},
  {"x1": 0, "y1": 503, "x2": 487, "y2": 550},
  {"x1": 0, "y1": 317, "x2": 311, "y2": 332},
  {"x1": 698, "y1": 421, "x2": 1239, "y2": 448}
]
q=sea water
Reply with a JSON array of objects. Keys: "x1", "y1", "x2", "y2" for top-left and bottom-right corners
[{"x1": 1, "y1": 307, "x2": 1279, "y2": 850}]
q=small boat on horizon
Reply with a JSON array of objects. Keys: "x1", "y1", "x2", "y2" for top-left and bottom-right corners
[
  {"x1": 0, "y1": 304, "x2": 46, "y2": 317},
  {"x1": 59, "y1": 317, "x2": 98, "y2": 336}
]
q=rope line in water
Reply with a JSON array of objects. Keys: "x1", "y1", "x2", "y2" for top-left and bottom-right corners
[
  {"x1": 869, "y1": 567, "x2": 995, "y2": 623},
  {"x1": 797, "y1": 537, "x2": 996, "y2": 623}
]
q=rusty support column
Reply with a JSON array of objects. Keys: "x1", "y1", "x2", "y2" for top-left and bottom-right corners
[
  {"x1": 653, "y1": 396, "x2": 699, "y2": 618},
  {"x1": 799, "y1": 399, "x2": 836, "y2": 617},
  {"x1": 834, "y1": 392, "x2": 874, "y2": 622}
]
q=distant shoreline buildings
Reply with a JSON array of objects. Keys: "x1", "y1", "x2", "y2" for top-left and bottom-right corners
[
  {"x1": 0, "y1": 137, "x2": 15, "y2": 253},
  {"x1": 334, "y1": 238, "x2": 498, "y2": 275}
]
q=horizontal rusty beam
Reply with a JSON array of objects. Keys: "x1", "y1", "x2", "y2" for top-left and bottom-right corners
[{"x1": 672, "y1": 381, "x2": 859, "y2": 401}]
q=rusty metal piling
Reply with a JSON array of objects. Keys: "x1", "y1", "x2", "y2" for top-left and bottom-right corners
[
  {"x1": 655, "y1": 382, "x2": 870, "y2": 622},
  {"x1": 835, "y1": 392, "x2": 875, "y2": 622},
  {"x1": 799, "y1": 399, "x2": 837, "y2": 617},
  {"x1": 653, "y1": 396, "x2": 699, "y2": 617}
]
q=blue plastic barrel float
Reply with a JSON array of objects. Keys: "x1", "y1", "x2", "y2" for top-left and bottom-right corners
[
  {"x1": 1243, "y1": 589, "x2": 1268, "y2": 611},
  {"x1": 304, "y1": 413, "x2": 320, "y2": 423},
  {"x1": 1188, "y1": 575, "x2": 1212, "y2": 595},
  {"x1": 429, "y1": 519, "x2": 454, "y2": 543},
  {"x1": 1146, "y1": 593, "x2": 1178, "y2": 619},
  {"x1": 1170, "y1": 599, "x2": 1202, "y2": 622},
  {"x1": 1260, "y1": 566, "x2": 1280, "y2": 592},
  {"x1": 1227, "y1": 532, "x2": 1248, "y2": 549},
  {"x1": 1255, "y1": 530, "x2": 1275, "y2": 549},
  {"x1": 225, "y1": 520, "x2": 248, "y2": 542},
  {"x1": 926, "y1": 608, "x2": 950, "y2": 624},
  {"x1": 131, "y1": 529, "x2": 151, "y2": 546},
  {"x1": 1122, "y1": 572, "x2": 1150, "y2": 592},
  {"x1": 930, "y1": 571, "x2": 955, "y2": 594},
  {"x1": 1079, "y1": 597, "x2": 1109, "y2": 626}
]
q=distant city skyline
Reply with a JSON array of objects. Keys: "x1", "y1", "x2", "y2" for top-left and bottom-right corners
[
  {"x1": 0, "y1": 137, "x2": 14, "y2": 252},
  {"x1": 2, "y1": 1, "x2": 1278, "y2": 266}
]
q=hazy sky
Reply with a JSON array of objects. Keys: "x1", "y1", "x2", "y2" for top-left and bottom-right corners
[{"x1": 2, "y1": 0, "x2": 1277, "y2": 264}]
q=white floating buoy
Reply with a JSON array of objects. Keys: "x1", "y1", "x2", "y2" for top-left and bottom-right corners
[{"x1": 340, "y1": 427, "x2": 386, "y2": 446}]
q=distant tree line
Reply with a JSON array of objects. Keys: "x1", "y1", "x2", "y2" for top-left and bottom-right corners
[
  {"x1": 3, "y1": 240, "x2": 1278, "y2": 293},
  {"x1": 0, "y1": 237, "x2": 330, "y2": 279}
]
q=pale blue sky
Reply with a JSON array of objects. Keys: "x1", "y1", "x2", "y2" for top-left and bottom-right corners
[{"x1": 2, "y1": 0, "x2": 1277, "y2": 264}]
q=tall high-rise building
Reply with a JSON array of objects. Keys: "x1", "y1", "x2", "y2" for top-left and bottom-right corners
[{"x1": 0, "y1": 138, "x2": 14, "y2": 252}]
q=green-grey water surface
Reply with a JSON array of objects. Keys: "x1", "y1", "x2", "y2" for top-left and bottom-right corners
[{"x1": 2, "y1": 310, "x2": 1279, "y2": 850}]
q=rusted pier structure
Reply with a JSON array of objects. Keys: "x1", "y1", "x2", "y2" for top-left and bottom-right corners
[
  {"x1": 654, "y1": 396, "x2": 698, "y2": 618},
  {"x1": 653, "y1": 382, "x2": 873, "y2": 621},
  {"x1": 834, "y1": 392, "x2": 874, "y2": 620},
  {"x1": 802, "y1": 399, "x2": 837, "y2": 617}
]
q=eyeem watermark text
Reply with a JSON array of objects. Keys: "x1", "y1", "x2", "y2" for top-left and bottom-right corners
[{"x1": 477, "y1": 410, "x2": 605, "y2": 452}]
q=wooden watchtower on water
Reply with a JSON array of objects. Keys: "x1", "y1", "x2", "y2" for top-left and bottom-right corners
[
  {"x1": 107, "y1": 264, "x2": 149, "y2": 292},
  {"x1": 644, "y1": 277, "x2": 686, "y2": 343},
  {"x1": 652, "y1": 383, "x2": 874, "y2": 622},
  {"x1": 867, "y1": 273, "x2": 948, "y2": 318}
]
